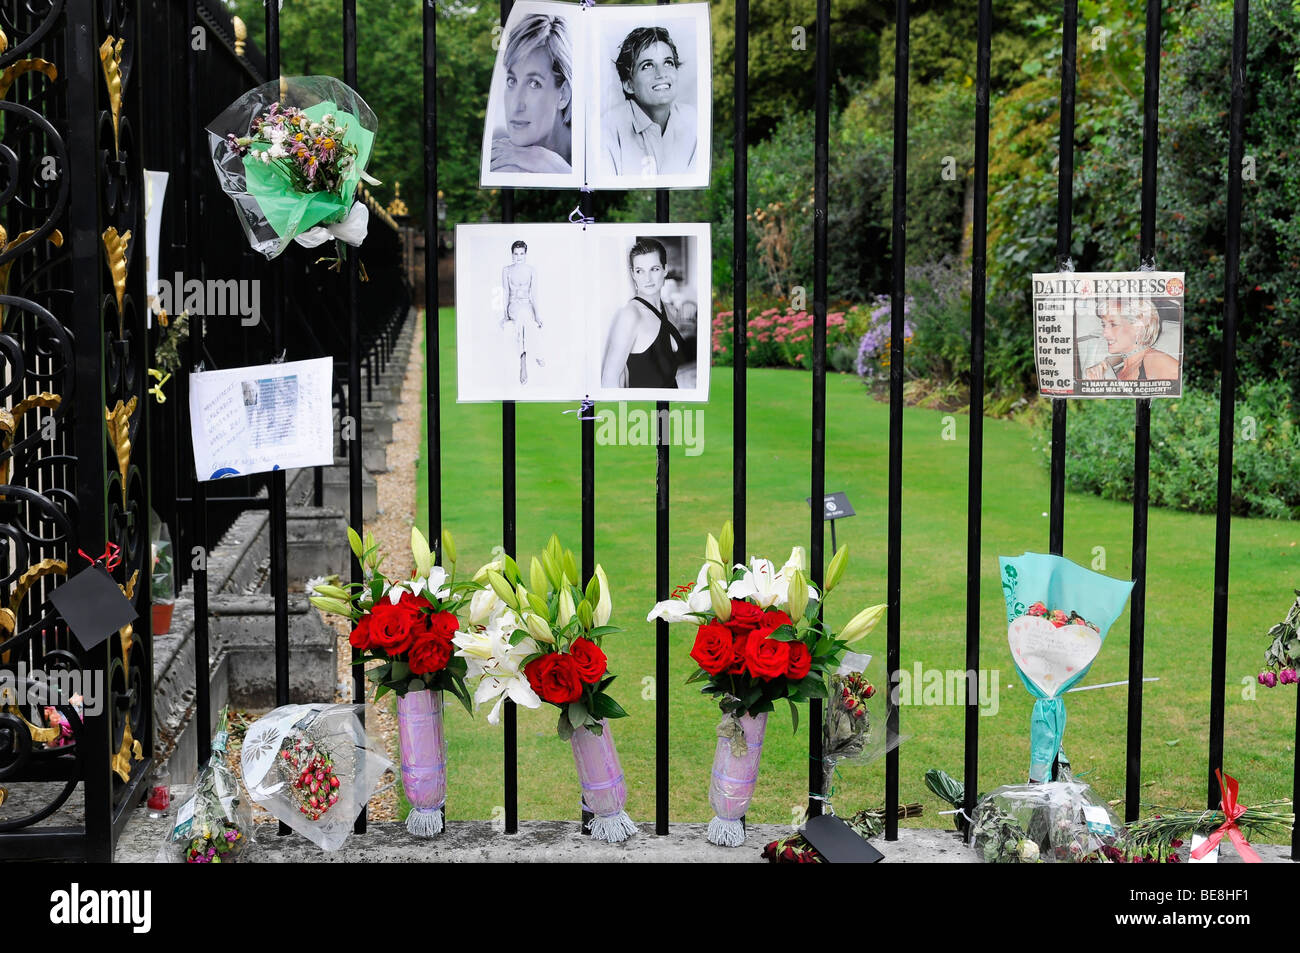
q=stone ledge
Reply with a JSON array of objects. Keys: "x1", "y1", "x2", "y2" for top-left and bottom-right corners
[{"x1": 114, "y1": 811, "x2": 976, "y2": 863}]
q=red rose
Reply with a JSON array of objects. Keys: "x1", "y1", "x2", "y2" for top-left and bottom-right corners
[
  {"x1": 724, "y1": 599, "x2": 764, "y2": 635},
  {"x1": 569, "y1": 637, "x2": 608, "y2": 684},
  {"x1": 745, "y1": 630, "x2": 791, "y2": 681},
  {"x1": 728, "y1": 635, "x2": 748, "y2": 674},
  {"x1": 762, "y1": 608, "x2": 794, "y2": 631},
  {"x1": 368, "y1": 600, "x2": 417, "y2": 656},
  {"x1": 349, "y1": 615, "x2": 373, "y2": 651},
  {"x1": 416, "y1": 605, "x2": 462, "y2": 642},
  {"x1": 409, "y1": 633, "x2": 453, "y2": 675},
  {"x1": 525, "y1": 652, "x2": 584, "y2": 705},
  {"x1": 785, "y1": 642, "x2": 812, "y2": 680},
  {"x1": 690, "y1": 623, "x2": 734, "y2": 676}
]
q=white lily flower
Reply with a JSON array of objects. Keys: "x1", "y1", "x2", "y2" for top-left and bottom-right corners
[
  {"x1": 468, "y1": 587, "x2": 500, "y2": 627},
  {"x1": 728, "y1": 553, "x2": 817, "y2": 609},
  {"x1": 454, "y1": 610, "x2": 542, "y2": 725},
  {"x1": 647, "y1": 560, "x2": 715, "y2": 623},
  {"x1": 407, "y1": 565, "x2": 451, "y2": 601}
]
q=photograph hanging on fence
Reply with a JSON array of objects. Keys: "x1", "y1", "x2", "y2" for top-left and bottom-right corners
[
  {"x1": 478, "y1": 0, "x2": 711, "y2": 190},
  {"x1": 455, "y1": 221, "x2": 711, "y2": 403},
  {"x1": 188, "y1": 356, "x2": 335, "y2": 480},
  {"x1": 1031, "y1": 271, "x2": 1185, "y2": 399},
  {"x1": 479, "y1": 0, "x2": 587, "y2": 190},
  {"x1": 586, "y1": 1, "x2": 712, "y2": 190}
]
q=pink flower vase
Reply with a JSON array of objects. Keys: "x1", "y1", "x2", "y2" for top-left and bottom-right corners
[
  {"x1": 708, "y1": 711, "x2": 768, "y2": 846},
  {"x1": 397, "y1": 689, "x2": 447, "y2": 837},
  {"x1": 569, "y1": 719, "x2": 638, "y2": 843}
]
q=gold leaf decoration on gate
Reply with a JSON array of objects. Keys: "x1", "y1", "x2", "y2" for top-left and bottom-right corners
[
  {"x1": 110, "y1": 571, "x2": 143, "y2": 782},
  {"x1": 101, "y1": 227, "x2": 131, "y2": 324},
  {"x1": 0, "y1": 224, "x2": 64, "y2": 329},
  {"x1": 0, "y1": 57, "x2": 57, "y2": 105},
  {"x1": 8, "y1": 558, "x2": 68, "y2": 614},
  {"x1": 0, "y1": 392, "x2": 62, "y2": 485},
  {"x1": 98, "y1": 36, "x2": 124, "y2": 155},
  {"x1": 0, "y1": 558, "x2": 67, "y2": 665},
  {"x1": 105, "y1": 397, "x2": 136, "y2": 504}
]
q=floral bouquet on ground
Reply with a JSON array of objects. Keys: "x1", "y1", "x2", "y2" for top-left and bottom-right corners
[
  {"x1": 648, "y1": 522, "x2": 885, "y2": 846},
  {"x1": 1258, "y1": 590, "x2": 1300, "y2": 688},
  {"x1": 162, "y1": 707, "x2": 252, "y2": 863},
  {"x1": 240, "y1": 703, "x2": 392, "y2": 851},
  {"x1": 309, "y1": 528, "x2": 473, "y2": 836},
  {"x1": 970, "y1": 781, "x2": 1123, "y2": 863},
  {"x1": 207, "y1": 75, "x2": 378, "y2": 260},
  {"x1": 1118, "y1": 771, "x2": 1294, "y2": 863},
  {"x1": 455, "y1": 535, "x2": 635, "y2": 843}
]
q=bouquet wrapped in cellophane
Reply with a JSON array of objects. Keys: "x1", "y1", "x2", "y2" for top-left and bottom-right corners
[
  {"x1": 207, "y1": 75, "x2": 378, "y2": 259},
  {"x1": 239, "y1": 703, "x2": 392, "y2": 851},
  {"x1": 160, "y1": 707, "x2": 252, "y2": 863}
]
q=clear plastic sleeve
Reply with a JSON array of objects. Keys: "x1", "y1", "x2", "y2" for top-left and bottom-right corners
[
  {"x1": 970, "y1": 780, "x2": 1123, "y2": 863},
  {"x1": 206, "y1": 75, "x2": 377, "y2": 259},
  {"x1": 159, "y1": 711, "x2": 252, "y2": 863},
  {"x1": 240, "y1": 703, "x2": 393, "y2": 851}
]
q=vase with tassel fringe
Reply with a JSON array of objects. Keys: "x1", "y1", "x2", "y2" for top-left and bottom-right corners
[
  {"x1": 397, "y1": 689, "x2": 447, "y2": 837},
  {"x1": 570, "y1": 719, "x2": 638, "y2": 843},
  {"x1": 708, "y1": 711, "x2": 768, "y2": 846}
]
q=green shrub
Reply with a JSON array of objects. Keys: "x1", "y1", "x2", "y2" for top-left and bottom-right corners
[{"x1": 1039, "y1": 380, "x2": 1300, "y2": 518}]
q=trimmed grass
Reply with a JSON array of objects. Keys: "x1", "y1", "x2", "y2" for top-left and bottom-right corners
[{"x1": 408, "y1": 308, "x2": 1298, "y2": 831}]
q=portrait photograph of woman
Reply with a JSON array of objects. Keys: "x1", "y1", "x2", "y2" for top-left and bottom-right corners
[
  {"x1": 456, "y1": 222, "x2": 710, "y2": 403},
  {"x1": 594, "y1": 224, "x2": 711, "y2": 402},
  {"x1": 455, "y1": 223, "x2": 584, "y2": 402},
  {"x1": 1075, "y1": 294, "x2": 1184, "y2": 397},
  {"x1": 480, "y1": 1, "x2": 585, "y2": 189},
  {"x1": 587, "y1": 3, "x2": 712, "y2": 190}
]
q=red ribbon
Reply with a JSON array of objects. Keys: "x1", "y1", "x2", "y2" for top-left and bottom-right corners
[
  {"x1": 1189, "y1": 770, "x2": 1261, "y2": 863},
  {"x1": 78, "y1": 542, "x2": 122, "y2": 573}
]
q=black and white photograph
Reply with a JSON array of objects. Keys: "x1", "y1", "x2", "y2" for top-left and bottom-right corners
[
  {"x1": 479, "y1": 1, "x2": 585, "y2": 190},
  {"x1": 456, "y1": 222, "x2": 710, "y2": 402},
  {"x1": 594, "y1": 222, "x2": 710, "y2": 401},
  {"x1": 587, "y1": 3, "x2": 712, "y2": 190},
  {"x1": 455, "y1": 223, "x2": 585, "y2": 402}
]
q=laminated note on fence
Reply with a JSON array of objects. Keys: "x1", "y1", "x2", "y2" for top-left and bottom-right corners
[
  {"x1": 188, "y1": 356, "x2": 334, "y2": 481},
  {"x1": 1031, "y1": 271, "x2": 1185, "y2": 399}
]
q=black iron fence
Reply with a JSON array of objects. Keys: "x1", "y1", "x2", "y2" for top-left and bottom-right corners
[{"x1": 1, "y1": 0, "x2": 1291, "y2": 861}]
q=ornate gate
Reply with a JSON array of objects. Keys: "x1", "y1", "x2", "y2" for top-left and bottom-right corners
[{"x1": 0, "y1": 0, "x2": 151, "y2": 861}]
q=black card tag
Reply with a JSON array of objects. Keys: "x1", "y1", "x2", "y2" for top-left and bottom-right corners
[
  {"x1": 801, "y1": 814, "x2": 885, "y2": 863},
  {"x1": 48, "y1": 566, "x2": 138, "y2": 651}
]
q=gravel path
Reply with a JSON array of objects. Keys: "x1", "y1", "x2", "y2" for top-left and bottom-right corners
[{"x1": 325, "y1": 313, "x2": 425, "y2": 822}]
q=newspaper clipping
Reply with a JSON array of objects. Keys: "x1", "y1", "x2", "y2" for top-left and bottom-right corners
[{"x1": 1032, "y1": 271, "x2": 1185, "y2": 398}]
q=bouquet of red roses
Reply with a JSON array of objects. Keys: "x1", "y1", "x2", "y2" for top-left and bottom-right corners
[
  {"x1": 648, "y1": 522, "x2": 884, "y2": 845},
  {"x1": 309, "y1": 527, "x2": 473, "y2": 836},
  {"x1": 464, "y1": 534, "x2": 636, "y2": 842},
  {"x1": 309, "y1": 527, "x2": 472, "y2": 707}
]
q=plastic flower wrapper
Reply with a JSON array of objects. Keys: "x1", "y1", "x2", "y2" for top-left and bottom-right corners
[
  {"x1": 971, "y1": 780, "x2": 1123, "y2": 863},
  {"x1": 818, "y1": 651, "x2": 906, "y2": 816},
  {"x1": 999, "y1": 553, "x2": 1133, "y2": 782},
  {"x1": 159, "y1": 708, "x2": 252, "y2": 863},
  {"x1": 240, "y1": 703, "x2": 392, "y2": 851},
  {"x1": 207, "y1": 75, "x2": 378, "y2": 259}
]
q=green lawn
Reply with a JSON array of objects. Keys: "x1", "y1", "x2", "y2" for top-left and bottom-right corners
[{"x1": 407, "y1": 308, "x2": 1298, "y2": 832}]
